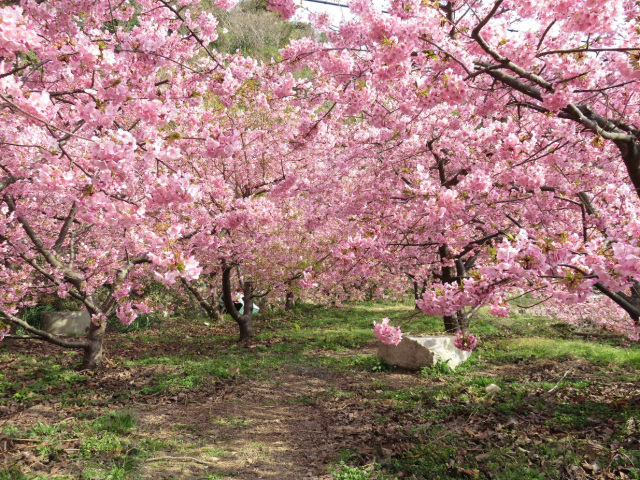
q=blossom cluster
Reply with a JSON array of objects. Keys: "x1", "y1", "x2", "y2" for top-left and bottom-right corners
[
  {"x1": 372, "y1": 318, "x2": 402, "y2": 346},
  {"x1": 453, "y1": 331, "x2": 478, "y2": 352}
]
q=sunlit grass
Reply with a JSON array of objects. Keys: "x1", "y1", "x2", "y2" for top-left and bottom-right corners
[{"x1": 497, "y1": 337, "x2": 640, "y2": 368}]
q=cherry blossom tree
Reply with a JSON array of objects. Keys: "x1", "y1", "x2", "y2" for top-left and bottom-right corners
[
  {"x1": 0, "y1": 0, "x2": 249, "y2": 367},
  {"x1": 3, "y1": 0, "x2": 640, "y2": 375},
  {"x1": 270, "y1": 0, "x2": 640, "y2": 339}
]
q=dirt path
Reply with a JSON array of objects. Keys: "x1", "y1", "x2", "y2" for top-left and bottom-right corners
[
  {"x1": 135, "y1": 364, "x2": 411, "y2": 479},
  {"x1": 1, "y1": 340, "x2": 418, "y2": 480}
]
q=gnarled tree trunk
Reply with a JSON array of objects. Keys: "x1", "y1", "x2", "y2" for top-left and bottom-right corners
[
  {"x1": 222, "y1": 266, "x2": 254, "y2": 340},
  {"x1": 81, "y1": 319, "x2": 105, "y2": 370}
]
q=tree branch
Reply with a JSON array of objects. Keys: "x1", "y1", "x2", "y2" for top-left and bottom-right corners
[
  {"x1": 180, "y1": 277, "x2": 216, "y2": 319},
  {"x1": 538, "y1": 47, "x2": 640, "y2": 57},
  {"x1": 0, "y1": 174, "x2": 19, "y2": 194},
  {"x1": 594, "y1": 282, "x2": 640, "y2": 322},
  {"x1": 53, "y1": 202, "x2": 78, "y2": 253},
  {"x1": 474, "y1": 62, "x2": 543, "y2": 101},
  {"x1": 4, "y1": 194, "x2": 85, "y2": 286}
]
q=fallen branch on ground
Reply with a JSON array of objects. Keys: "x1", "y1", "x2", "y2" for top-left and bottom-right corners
[
  {"x1": 545, "y1": 370, "x2": 571, "y2": 395},
  {"x1": 145, "y1": 456, "x2": 219, "y2": 466}
]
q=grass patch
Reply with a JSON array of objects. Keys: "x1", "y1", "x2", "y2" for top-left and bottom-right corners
[
  {"x1": 93, "y1": 410, "x2": 137, "y2": 435},
  {"x1": 495, "y1": 337, "x2": 640, "y2": 367},
  {"x1": 331, "y1": 462, "x2": 373, "y2": 479}
]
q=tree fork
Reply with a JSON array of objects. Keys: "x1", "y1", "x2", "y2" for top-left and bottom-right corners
[{"x1": 181, "y1": 277, "x2": 223, "y2": 322}]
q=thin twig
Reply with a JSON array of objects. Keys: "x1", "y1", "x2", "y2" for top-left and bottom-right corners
[
  {"x1": 0, "y1": 93, "x2": 92, "y2": 142},
  {"x1": 145, "y1": 456, "x2": 218, "y2": 466},
  {"x1": 545, "y1": 370, "x2": 571, "y2": 395}
]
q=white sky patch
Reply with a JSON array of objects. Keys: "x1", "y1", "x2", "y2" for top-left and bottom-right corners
[
  {"x1": 293, "y1": 1, "x2": 543, "y2": 37},
  {"x1": 295, "y1": 0, "x2": 389, "y2": 26}
]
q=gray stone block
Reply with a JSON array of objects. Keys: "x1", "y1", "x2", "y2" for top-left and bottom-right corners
[
  {"x1": 378, "y1": 335, "x2": 471, "y2": 370},
  {"x1": 40, "y1": 311, "x2": 91, "y2": 335}
]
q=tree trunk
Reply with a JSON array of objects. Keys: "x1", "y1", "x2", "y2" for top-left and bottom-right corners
[
  {"x1": 212, "y1": 306, "x2": 223, "y2": 323},
  {"x1": 209, "y1": 284, "x2": 224, "y2": 322},
  {"x1": 443, "y1": 315, "x2": 458, "y2": 333},
  {"x1": 222, "y1": 266, "x2": 254, "y2": 340},
  {"x1": 456, "y1": 310, "x2": 469, "y2": 332},
  {"x1": 237, "y1": 312, "x2": 254, "y2": 340},
  {"x1": 239, "y1": 280, "x2": 255, "y2": 340},
  {"x1": 285, "y1": 291, "x2": 294, "y2": 311},
  {"x1": 80, "y1": 319, "x2": 105, "y2": 370},
  {"x1": 413, "y1": 280, "x2": 426, "y2": 310},
  {"x1": 439, "y1": 244, "x2": 460, "y2": 332}
]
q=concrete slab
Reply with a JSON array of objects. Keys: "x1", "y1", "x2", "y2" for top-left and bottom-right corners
[{"x1": 40, "y1": 311, "x2": 91, "y2": 335}]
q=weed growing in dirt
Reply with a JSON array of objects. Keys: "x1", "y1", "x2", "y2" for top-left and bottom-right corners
[
  {"x1": 420, "y1": 359, "x2": 454, "y2": 377},
  {"x1": 331, "y1": 461, "x2": 373, "y2": 479},
  {"x1": 0, "y1": 467, "x2": 27, "y2": 480},
  {"x1": 93, "y1": 410, "x2": 136, "y2": 435}
]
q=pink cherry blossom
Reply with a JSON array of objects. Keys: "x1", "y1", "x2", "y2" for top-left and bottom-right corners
[
  {"x1": 453, "y1": 331, "x2": 478, "y2": 352},
  {"x1": 373, "y1": 318, "x2": 403, "y2": 346},
  {"x1": 266, "y1": 0, "x2": 297, "y2": 20}
]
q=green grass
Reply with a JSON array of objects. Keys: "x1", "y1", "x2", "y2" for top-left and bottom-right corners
[
  {"x1": 0, "y1": 468, "x2": 28, "y2": 480},
  {"x1": 331, "y1": 462, "x2": 373, "y2": 479},
  {"x1": 496, "y1": 337, "x2": 640, "y2": 367},
  {"x1": 93, "y1": 410, "x2": 137, "y2": 435},
  {"x1": 107, "y1": 313, "x2": 157, "y2": 333}
]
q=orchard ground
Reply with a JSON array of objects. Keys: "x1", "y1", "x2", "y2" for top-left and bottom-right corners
[{"x1": 1, "y1": 302, "x2": 640, "y2": 480}]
